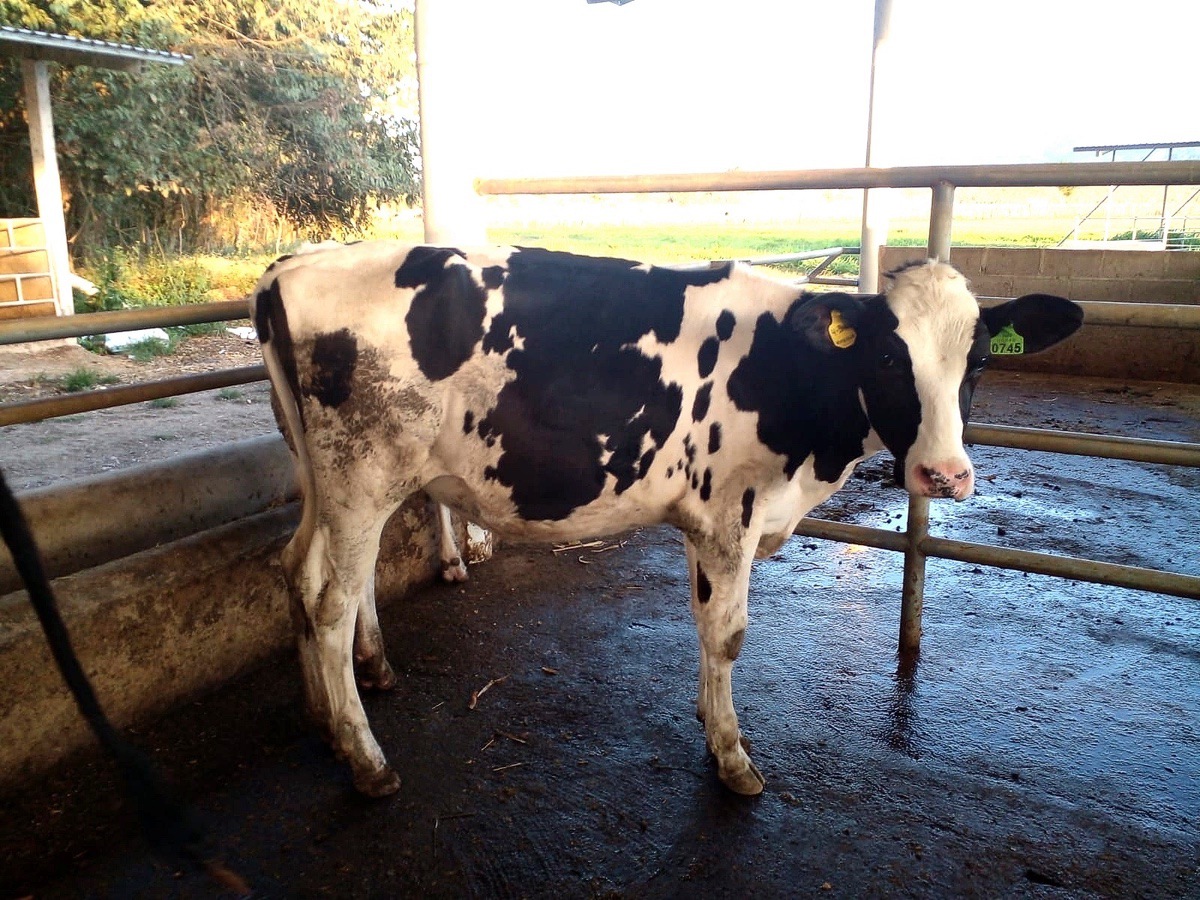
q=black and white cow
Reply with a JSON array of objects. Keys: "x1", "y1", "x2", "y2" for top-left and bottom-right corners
[{"x1": 251, "y1": 244, "x2": 1081, "y2": 797}]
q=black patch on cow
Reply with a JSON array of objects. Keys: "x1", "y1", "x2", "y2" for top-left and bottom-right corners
[
  {"x1": 394, "y1": 246, "x2": 466, "y2": 288},
  {"x1": 254, "y1": 279, "x2": 304, "y2": 428},
  {"x1": 306, "y1": 329, "x2": 357, "y2": 408},
  {"x1": 854, "y1": 299, "x2": 922, "y2": 485},
  {"x1": 716, "y1": 309, "x2": 736, "y2": 341},
  {"x1": 741, "y1": 488, "x2": 755, "y2": 528},
  {"x1": 265, "y1": 253, "x2": 293, "y2": 274},
  {"x1": 708, "y1": 422, "x2": 722, "y2": 454},
  {"x1": 638, "y1": 448, "x2": 657, "y2": 479},
  {"x1": 463, "y1": 410, "x2": 476, "y2": 435},
  {"x1": 696, "y1": 565, "x2": 712, "y2": 604},
  {"x1": 473, "y1": 249, "x2": 727, "y2": 519},
  {"x1": 699, "y1": 468, "x2": 713, "y2": 501},
  {"x1": 666, "y1": 465, "x2": 674, "y2": 478},
  {"x1": 727, "y1": 293, "x2": 880, "y2": 482},
  {"x1": 402, "y1": 247, "x2": 487, "y2": 381},
  {"x1": 697, "y1": 337, "x2": 719, "y2": 378},
  {"x1": 691, "y1": 472, "x2": 699, "y2": 490},
  {"x1": 691, "y1": 382, "x2": 713, "y2": 422},
  {"x1": 723, "y1": 628, "x2": 746, "y2": 661},
  {"x1": 481, "y1": 265, "x2": 506, "y2": 290}
]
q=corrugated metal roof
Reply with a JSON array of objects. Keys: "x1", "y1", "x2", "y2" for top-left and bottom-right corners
[{"x1": 0, "y1": 26, "x2": 191, "y2": 71}]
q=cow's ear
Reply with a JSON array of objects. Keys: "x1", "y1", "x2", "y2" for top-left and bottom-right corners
[
  {"x1": 981, "y1": 294, "x2": 1083, "y2": 355},
  {"x1": 789, "y1": 293, "x2": 867, "y2": 353}
]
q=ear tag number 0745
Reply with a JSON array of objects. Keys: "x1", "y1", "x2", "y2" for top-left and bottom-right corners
[{"x1": 990, "y1": 324, "x2": 1024, "y2": 355}]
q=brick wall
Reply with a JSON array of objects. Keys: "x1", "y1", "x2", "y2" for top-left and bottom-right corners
[{"x1": 880, "y1": 246, "x2": 1200, "y2": 383}]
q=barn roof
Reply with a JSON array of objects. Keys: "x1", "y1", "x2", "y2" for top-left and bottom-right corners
[{"x1": 0, "y1": 25, "x2": 190, "y2": 71}]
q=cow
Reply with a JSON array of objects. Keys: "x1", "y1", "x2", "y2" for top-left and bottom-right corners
[{"x1": 250, "y1": 244, "x2": 1082, "y2": 797}]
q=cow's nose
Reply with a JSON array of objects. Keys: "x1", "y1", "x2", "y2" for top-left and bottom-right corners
[{"x1": 911, "y1": 461, "x2": 974, "y2": 500}]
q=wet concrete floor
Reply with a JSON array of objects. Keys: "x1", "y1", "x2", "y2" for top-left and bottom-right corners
[{"x1": 2, "y1": 372, "x2": 1199, "y2": 899}]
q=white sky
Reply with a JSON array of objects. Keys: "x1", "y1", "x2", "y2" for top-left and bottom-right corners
[{"x1": 442, "y1": 0, "x2": 1200, "y2": 177}]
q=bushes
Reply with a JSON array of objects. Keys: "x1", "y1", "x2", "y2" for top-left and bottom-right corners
[{"x1": 76, "y1": 249, "x2": 214, "y2": 313}]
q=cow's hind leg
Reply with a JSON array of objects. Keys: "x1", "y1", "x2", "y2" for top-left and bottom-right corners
[
  {"x1": 685, "y1": 534, "x2": 764, "y2": 796},
  {"x1": 354, "y1": 576, "x2": 395, "y2": 691},
  {"x1": 437, "y1": 503, "x2": 469, "y2": 582},
  {"x1": 283, "y1": 505, "x2": 400, "y2": 796}
]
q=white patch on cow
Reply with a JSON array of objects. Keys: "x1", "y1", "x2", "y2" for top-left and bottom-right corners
[{"x1": 886, "y1": 262, "x2": 979, "y2": 498}]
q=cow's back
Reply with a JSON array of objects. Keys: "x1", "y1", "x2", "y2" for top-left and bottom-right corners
[{"x1": 252, "y1": 243, "x2": 808, "y2": 540}]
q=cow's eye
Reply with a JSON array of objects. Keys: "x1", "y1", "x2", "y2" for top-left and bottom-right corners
[
  {"x1": 968, "y1": 356, "x2": 990, "y2": 375},
  {"x1": 878, "y1": 353, "x2": 897, "y2": 369}
]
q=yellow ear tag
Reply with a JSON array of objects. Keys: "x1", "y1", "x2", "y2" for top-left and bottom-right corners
[{"x1": 828, "y1": 309, "x2": 857, "y2": 349}]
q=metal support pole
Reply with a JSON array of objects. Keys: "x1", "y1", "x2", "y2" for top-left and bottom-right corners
[
  {"x1": 415, "y1": 0, "x2": 487, "y2": 245},
  {"x1": 859, "y1": 0, "x2": 893, "y2": 294},
  {"x1": 899, "y1": 179, "x2": 955, "y2": 652}
]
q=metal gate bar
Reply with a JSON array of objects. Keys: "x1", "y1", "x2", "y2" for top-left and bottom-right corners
[{"x1": 793, "y1": 518, "x2": 1200, "y2": 601}]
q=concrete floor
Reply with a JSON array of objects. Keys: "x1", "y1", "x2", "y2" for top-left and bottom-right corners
[{"x1": 2, "y1": 372, "x2": 1198, "y2": 899}]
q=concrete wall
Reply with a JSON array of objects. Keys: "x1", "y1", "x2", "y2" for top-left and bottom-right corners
[
  {"x1": 880, "y1": 246, "x2": 1200, "y2": 383},
  {"x1": 0, "y1": 485, "x2": 447, "y2": 787}
]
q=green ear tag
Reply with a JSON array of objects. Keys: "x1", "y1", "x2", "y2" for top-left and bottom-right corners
[{"x1": 990, "y1": 324, "x2": 1025, "y2": 355}]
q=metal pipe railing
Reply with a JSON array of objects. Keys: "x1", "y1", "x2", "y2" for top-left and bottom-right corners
[
  {"x1": 1, "y1": 160, "x2": 1196, "y2": 655},
  {"x1": 0, "y1": 366, "x2": 266, "y2": 426},
  {"x1": 794, "y1": 518, "x2": 1200, "y2": 601},
  {"x1": 0, "y1": 299, "x2": 248, "y2": 346},
  {"x1": 477, "y1": 160, "x2": 1200, "y2": 196}
]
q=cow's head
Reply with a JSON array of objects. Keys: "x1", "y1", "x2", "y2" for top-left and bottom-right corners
[{"x1": 792, "y1": 260, "x2": 1082, "y2": 500}]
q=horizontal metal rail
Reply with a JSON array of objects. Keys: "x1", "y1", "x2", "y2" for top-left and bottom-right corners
[
  {"x1": 794, "y1": 518, "x2": 1200, "y2": 601},
  {"x1": 966, "y1": 423, "x2": 1200, "y2": 466},
  {"x1": 0, "y1": 299, "x2": 249, "y2": 346},
  {"x1": 477, "y1": 160, "x2": 1200, "y2": 196},
  {"x1": 0, "y1": 366, "x2": 265, "y2": 426}
]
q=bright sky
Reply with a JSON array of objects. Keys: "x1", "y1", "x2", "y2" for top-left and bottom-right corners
[{"x1": 445, "y1": 0, "x2": 1200, "y2": 177}]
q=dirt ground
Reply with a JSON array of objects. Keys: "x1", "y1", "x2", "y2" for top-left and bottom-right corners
[
  {"x1": 0, "y1": 334, "x2": 276, "y2": 492},
  {"x1": 1, "y1": 335, "x2": 1199, "y2": 898}
]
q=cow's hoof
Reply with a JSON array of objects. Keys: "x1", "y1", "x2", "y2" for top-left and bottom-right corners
[
  {"x1": 356, "y1": 658, "x2": 397, "y2": 691},
  {"x1": 354, "y1": 764, "x2": 401, "y2": 797},
  {"x1": 719, "y1": 757, "x2": 765, "y2": 796},
  {"x1": 441, "y1": 558, "x2": 469, "y2": 583}
]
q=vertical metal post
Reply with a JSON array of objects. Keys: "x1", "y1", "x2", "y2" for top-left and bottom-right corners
[
  {"x1": 899, "y1": 179, "x2": 955, "y2": 652},
  {"x1": 414, "y1": 0, "x2": 487, "y2": 245},
  {"x1": 859, "y1": 0, "x2": 894, "y2": 294}
]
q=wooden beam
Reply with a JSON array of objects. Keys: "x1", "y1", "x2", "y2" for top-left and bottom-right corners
[{"x1": 20, "y1": 58, "x2": 73, "y2": 318}]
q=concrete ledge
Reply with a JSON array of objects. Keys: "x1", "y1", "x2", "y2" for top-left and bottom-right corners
[
  {"x1": 0, "y1": 492, "x2": 444, "y2": 787},
  {"x1": 0, "y1": 435, "x2": 297, "y2": 596}
]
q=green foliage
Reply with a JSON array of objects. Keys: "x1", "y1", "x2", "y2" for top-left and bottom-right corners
[
  {"x1": 122, "y1": 336, "x2": 172, "y2": 361},
  {"x1": 215, "y1": 387, "x2": 243, "y2": 401},
  {"x1": 60, "y1": 367, "x2": 119, "y2": 392},
  {"x1": 148, "y1": 396, "x2": 180, "y2": 408},
  {"x1": 0, "y1": 0, "x2": 420, "y2": 253}
]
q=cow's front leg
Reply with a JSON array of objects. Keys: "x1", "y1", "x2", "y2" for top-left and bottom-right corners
[{"x1": 685, "y1": 535, "x2": 764, "y2": 796}]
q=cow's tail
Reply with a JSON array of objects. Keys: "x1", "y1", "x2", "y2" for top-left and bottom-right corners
[
  {"x1": 251, "y1": 275, "x2": 319, "y2": 562},
  {"x1": 0, "y1": 469, "x2": 251, "y2": 895}
]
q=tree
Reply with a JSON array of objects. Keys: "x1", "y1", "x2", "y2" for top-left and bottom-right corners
[{"x1": 0, "y1": 0, "x2": 420, "y2": 253}]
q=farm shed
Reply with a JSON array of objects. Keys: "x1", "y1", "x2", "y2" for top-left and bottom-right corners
[{"x1": 0, "y1": 26, "x2": 189, "y2": 322}]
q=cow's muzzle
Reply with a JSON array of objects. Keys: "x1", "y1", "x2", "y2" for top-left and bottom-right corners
[{"x1": 909, "y1": 461, "x2": 975, "y2": 501}]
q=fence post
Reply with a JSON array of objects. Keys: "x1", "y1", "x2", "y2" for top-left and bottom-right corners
[{"x1": 899, "y1": 179, "x2": 955, "y2": 652}]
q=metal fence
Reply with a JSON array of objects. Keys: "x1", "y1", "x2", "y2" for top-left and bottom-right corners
[
  {"x1": 478, "y1": 161, "x2": 1200, "y2": 651},
  {"x1": 2, "y1": 160, "x2": 1199, "y2": 652}
]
